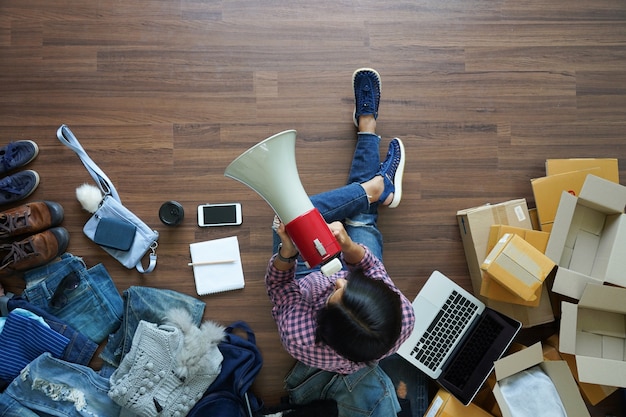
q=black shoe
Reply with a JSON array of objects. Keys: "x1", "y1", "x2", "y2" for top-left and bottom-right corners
[
  {"x1": 0, "y1": 170, "x2": 40, "y2": 206},
  {"x1": 0, "y1": 140, "x2": 39, "y2": 175}
]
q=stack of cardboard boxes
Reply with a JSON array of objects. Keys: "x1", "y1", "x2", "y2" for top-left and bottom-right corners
[{"x1": 427, "y1": 159, "x2": 623, "y2": 416}]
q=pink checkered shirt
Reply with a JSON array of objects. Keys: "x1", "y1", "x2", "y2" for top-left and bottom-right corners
[{"x1": 265, "y1": 244, "x2": 415, "y2": 374}]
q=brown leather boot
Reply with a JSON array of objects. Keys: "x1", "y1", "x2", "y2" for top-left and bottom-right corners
[
  {"x1": 0, "y1": 201, "x2": 64, "y2": 239},
  {"x1": 0, "y1": 227, "x2": 69, "y2": 277}
]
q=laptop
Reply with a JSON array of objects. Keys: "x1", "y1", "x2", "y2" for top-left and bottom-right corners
[{"x1": 397, "y1": 270, "x2": 521, "y2": 405}]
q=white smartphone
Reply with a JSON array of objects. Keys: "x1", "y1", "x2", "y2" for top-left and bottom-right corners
[{"x1": 197, "y1": 203, "x2": 242, "y2": 227}]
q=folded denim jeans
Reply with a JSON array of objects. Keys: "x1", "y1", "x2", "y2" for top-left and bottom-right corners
[{"x1": 21, "y1": 253, "x2": 123, "y2": 344}]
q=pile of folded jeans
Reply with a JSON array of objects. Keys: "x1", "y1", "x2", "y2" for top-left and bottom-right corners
[{"x1": 0, "y1": 253, "x2": 222, "y2": 417}]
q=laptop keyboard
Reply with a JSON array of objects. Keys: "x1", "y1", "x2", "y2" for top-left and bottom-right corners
[{"x1": 410, "y1": 290, "x2": 479, "y2": 372}]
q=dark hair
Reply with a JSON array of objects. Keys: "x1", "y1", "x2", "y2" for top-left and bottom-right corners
[{"x1": 315, "y1": 269, "x2": 402, "y2": 363}]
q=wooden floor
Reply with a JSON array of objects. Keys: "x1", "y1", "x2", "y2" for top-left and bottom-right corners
[{"x1": 1, "y1": 0, "x2": 625, "y2": 415}]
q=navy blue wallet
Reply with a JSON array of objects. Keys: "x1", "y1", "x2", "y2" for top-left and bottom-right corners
[{"x1": 93, "y1": 217, "x2": 136, "y2": 251}]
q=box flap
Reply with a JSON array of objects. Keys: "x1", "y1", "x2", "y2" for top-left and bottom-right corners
[
  {"x1": 540, "y1": 361, "x2": 591, "y2": 417},
  {"x1": 545, "y1": 191, "x2": 578, "y2": 264},
  {"x1": 551, "y1": 267, "x2": 603, "y2": 300},
  {"x1": 579, "y1": 283, "x2": 626, "y2": 314},
  {"x1": 559, "y1": 302, "x2": 579, "y2": 355},
  {"x1": 579, "y1": 174, "x2": 626, "y2": 213},
  {"x1": 576, "y1": 356, "x2": 626, "y2": 388},
  {"x1": 494, "y1": 342, "x2": 543, "y2": 381}
]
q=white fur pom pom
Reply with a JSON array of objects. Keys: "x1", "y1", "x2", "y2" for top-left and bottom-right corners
[{"x1": 76, "y1": 183, "x2": 103, "y2": 213}]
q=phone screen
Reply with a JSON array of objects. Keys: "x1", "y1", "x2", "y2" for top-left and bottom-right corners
[{"x1": 200, "y1": 204, "x2": 240, "y2": 226}]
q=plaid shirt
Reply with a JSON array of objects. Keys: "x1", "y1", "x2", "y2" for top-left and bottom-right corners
[{"x1": 265, "y1": 244, "x2": 415, "y2": 374}]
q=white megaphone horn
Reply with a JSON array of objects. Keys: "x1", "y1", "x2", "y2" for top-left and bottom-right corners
[{"x1": 224, "y1": 130, "x2": 343, "y2": 276}]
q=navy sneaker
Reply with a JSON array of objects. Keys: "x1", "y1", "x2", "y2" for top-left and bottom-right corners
[
  {"x1": 378, "y1": 138, "x2": 405, "y2": 208},
  {"x1": 0, "y1": 140, "x2": 39, "y2": 175},
  {"x1": 353, "y1": 68, "x2": 381, "y2": 127},
  {"x1": 0, "y1": 170, "x2": 40, "y2": 206}
]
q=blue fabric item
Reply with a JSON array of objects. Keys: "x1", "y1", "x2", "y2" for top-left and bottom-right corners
[
  {"x1": 0, "y1": 311, "x2": 69, "y2": 383},
  {"x1": 6, "y1": 296, "x2": 98, "y2": 366},
  {"x1": 285, "y1": 360, "x2": 401, "y2": 417},
  {"x1": 99, "y1": 286, "x2": 206, "y2": 376},
  {"x1": 0, "y1": 353, "x2": 120, "y2": 417},
  {"x1": 188, "y1": 321, "x2": 264, "y2": 417},
  {"x1": 21, "y1": 253, "x2": 124, "y2": 344},
  {"x1": 379, "y1": 354, "x2": 429, "y2": 417}
]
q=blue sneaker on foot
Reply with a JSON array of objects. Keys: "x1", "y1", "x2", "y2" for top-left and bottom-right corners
[
  {"x1": 0, "y1": 140, "x2": 39, "y2": 175},
  {"x1": 0, "y1": 170, "x2": 40, "y2": 206},
  {"x1": 353, "y1": 68, "x2": 381, "y2": 127},
  {"x1": 378, "y1": 138, "x2": 405, "y2": 208}
]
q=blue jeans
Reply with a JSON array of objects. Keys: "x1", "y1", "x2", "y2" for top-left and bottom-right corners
[
  {"x1": 273, "y1": 132, "x2": 384, "y2": 275},
  {"x1": 0, "y1": 353, "x2": 120, "y2": 417},
  {"x1": 21, "y1": 253, "x2": 123, "y2": 344},
  {"x1": 285, "y1": 361, "x2": 401, "y2": 417},
  {"x1": 99, "y1": 286, "x2": 206, "y2": 377}
]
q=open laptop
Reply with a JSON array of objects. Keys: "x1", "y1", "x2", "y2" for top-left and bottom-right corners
[{"x1": 397, "y1": 270, "x2": 521, "y2": 405}]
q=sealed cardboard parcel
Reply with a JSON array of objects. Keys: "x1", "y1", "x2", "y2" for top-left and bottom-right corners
[
  {"x1": 545, "y1": 174, "x2": 626, "y2": 300},
  {"x1": 481, "y1": 233, "x2": 556, "y2": 302},
  {"x1": 480, "y1": 225, "x2": 550, "y2": 306},
  {"x1": 457, "y1": 199, "x2": 554, "y2": 327}
]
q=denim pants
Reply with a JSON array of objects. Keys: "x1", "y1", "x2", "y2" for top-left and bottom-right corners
[
  {"x1": 21, "y1": 253, "x2": 123, "y2": 344},
  {"x1": 285, "y1": 361, "x2": 401, "y2": 417},
  {"x1": 272, "y1": 132, "x2": 384, "y2": 274},
  {"x1": 0, "y1": 353, "x2": 120, "y2": 417},
  {"x1": 99, "y1": 286, "x2": 206, "y2": 377}
]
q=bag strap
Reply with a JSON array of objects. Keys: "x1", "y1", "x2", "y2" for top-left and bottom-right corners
[
  {"x1": 226, "y1": 321, "x2": 257, "y2": 345},
  {"x1": 57, "y1": 124, "x2": 158, "y2": 274},
  {"x1": 56, "y1": 124, "x2": 121, "y2": 202}
]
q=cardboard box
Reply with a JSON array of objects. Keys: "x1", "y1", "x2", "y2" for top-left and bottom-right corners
[
  {"x1": 493, "y1": 343, "x2": 590, "y2": 417},
  {"x1": 481, "y1": 233, "x2": 556, "y2": 302},
  {"x1": 457, "y1": 200, "x2": 555, "y2": 327},
  {"x1": 530, "y1": 167, "x2": 600, "y2": 232},
  {"x1": 559, "y1": 283, "x2": 626, "y2": 388},
  {"x1": 424, "y1": 388, "x2": 495, "y2": 417},
  {"x1": 481, "y1": 226, "x2": 551, "y2": 306},
  {"x1": 545, "y1": 158, "x2": 619, "y2": 183},
  {"x1": 545, "y1": 174, "x2": 626, "y2": 299},
  {"x1": 544, "y1": 334, "x2": 618, "y2": 406}
]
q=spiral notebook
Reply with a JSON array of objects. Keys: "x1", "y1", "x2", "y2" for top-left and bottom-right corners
[{"x1": 189, "y1": 236, "x2": 245, "y2": 295}]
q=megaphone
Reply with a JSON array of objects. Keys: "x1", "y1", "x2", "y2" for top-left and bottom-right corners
[{"x1": 224, "y1": 130, "x2": 343, "y2": 276}]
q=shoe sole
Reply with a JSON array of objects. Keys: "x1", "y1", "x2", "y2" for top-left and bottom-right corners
[
  {"x1": 20, "y1": 140, "x2": 40, "y2": 167},
  {"x1": 21, "y1": 170, "x2": 40, "y2": 201},
  {"x1": 352, "y1": 68, "x2": 382, "y2": 128},
  {"x1": 388, "y1": 138, "x2": 405, "y2": 209}
]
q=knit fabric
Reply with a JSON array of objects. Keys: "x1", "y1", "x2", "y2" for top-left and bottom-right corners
[
  {"x1": 0, "y1": 309, "x2": 69, "y2": 383},
  {"x1": 108, "y1": 313, "x2": 225, "y2": 417}
]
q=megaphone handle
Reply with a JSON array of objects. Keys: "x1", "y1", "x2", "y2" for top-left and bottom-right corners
[{"x1": 320, "y1": 257, "x2": 343, "y2": 277}]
